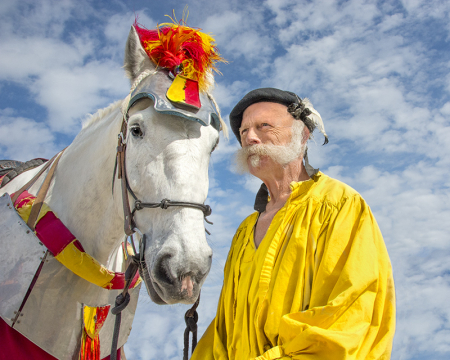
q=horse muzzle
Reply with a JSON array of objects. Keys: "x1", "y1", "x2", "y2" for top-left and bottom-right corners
[{"x1": 141, "y1": 246, "x2": 212, "y2": 305}]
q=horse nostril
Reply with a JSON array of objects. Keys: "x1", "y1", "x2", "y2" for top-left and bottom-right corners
[{"x1": 154, "y1": 254, "x2": 174, "y2": 285}]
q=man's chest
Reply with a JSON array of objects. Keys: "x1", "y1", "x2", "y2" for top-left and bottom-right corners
[{"x1": 254, "y1": 209, "x2": 279, "y2": 247}]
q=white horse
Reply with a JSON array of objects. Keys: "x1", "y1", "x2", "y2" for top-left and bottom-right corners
[{"x1": 0, "y1": 25, "x2": 224, "y2": 359}]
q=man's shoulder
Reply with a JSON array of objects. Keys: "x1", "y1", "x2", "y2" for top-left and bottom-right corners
[
  {"x1": 309, "y1": 172, "x2": 363, "y2": 208},
  {"x1": 236, "y1": 211, "x2": 259, "y2": 231}
]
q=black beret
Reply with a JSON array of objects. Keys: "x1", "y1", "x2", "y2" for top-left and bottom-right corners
[{"x1": 229, "y1": 88, "x2": 300, "y2": 144}]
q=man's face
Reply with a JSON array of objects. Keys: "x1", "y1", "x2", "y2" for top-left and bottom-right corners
[
  {"x1": 239, "y1": 102, "x2": 294, "y2": 147},
  {"x1": 236, "y1": 102, "x2": 307, "y2": 174}
]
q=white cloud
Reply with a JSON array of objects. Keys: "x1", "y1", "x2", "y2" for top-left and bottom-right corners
[
  {"x1": 0, "y1": 110, "x2": 57, "y2": 159},
  {"x1": 441, "y1": 102, "x2": 450, "y2": 115},
  {"x1": 0, "y1": 0, "x2": 139, "y2": 135},
  {"x1": 102, "y1": 11, "x2": 157, "y2": 61},
  {"x1": 212, "y1": 80, "x2": 250, "y2": 109},
  {"x1": 0, "y1": 0, "x2": 84, "y2": 38},
  {"x1": 201, "y1": 10, "x2": 275, "y2": 62},
  {"x1": 0, "y1": 37, "x2": 86, "y2": 81},
  {"x1": 30, "y1": 60, "x2": 128, "y2": 133},
  {"x1": 378, "y1": 13, "x2": 405, "y2": 32},
  {"x1": 399, "y1": 0, "x2": 450, "y2": 18}
]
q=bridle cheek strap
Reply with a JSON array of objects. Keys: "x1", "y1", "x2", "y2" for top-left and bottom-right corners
[{"x1": 116, "y1": 118, "x2": 135, "y2": 236}]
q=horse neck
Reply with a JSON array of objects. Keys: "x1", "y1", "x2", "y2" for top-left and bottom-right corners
[{"x1": 47, "y1": 105, "x2": 125, "y2": 264}]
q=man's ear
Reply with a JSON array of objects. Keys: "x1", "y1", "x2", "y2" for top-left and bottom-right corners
[{"x1": 302, "y1": 126, "x2": 310, "y2": 143}]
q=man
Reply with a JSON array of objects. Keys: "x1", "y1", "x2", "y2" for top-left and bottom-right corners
[{"x1": 192, "y1": 88, "x2": 396, "y2": 359}]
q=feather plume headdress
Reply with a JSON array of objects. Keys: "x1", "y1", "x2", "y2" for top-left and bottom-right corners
[
  {"x1": 124, "y1": 15, "x2": 227, "y2": 132},
  {"x1": 133, "y1": 20, "x2": 225, "y2": 94}
]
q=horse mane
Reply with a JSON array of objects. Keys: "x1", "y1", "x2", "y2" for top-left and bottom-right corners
[{"x1": 81, "y1": 100, "x2": 123, "y2": 129}]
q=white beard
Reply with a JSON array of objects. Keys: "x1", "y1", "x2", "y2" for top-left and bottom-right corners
[{"x1": 235, "y1": 121, "x2": 306, "y2": 174}]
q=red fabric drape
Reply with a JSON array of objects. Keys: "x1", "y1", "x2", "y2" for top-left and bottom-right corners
[{"x1": 0, "y1": 318, "x2": 120, "y2": 360}]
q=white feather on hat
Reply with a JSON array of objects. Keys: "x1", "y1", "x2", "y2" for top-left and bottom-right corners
[{"x1": 302, "y1": 97, "x2": 329, "y2": 145}]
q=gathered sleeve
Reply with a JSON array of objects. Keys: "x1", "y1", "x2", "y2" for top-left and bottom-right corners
[{"x1": 255, "y1": 195, "x2": 395, "y2": 360}]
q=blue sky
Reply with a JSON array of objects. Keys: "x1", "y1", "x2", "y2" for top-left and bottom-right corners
[{"x1": 1, "y1": 0, "x2": 450, "y2": 359}]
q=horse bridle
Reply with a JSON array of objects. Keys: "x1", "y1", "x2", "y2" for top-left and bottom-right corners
[
  {"x1": 111, "y1": 104, "x2": 212, "y2": 360},
  {"x1": 114, "y1": 116, "x2": 213, "y2": 237}
]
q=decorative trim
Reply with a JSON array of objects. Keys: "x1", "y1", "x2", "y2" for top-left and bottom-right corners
[{"x1": 12, "y1": 191, "x2": 140, "y2": 290}]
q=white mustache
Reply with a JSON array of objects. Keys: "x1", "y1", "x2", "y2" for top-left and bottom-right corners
[{"x1": 234, "y1": 122, "x2": 306, "y2": 174}]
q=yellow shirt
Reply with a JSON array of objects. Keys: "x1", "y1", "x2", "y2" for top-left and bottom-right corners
[{"x1": 192, "y1": 172, "x2": 395, "y2": 360}]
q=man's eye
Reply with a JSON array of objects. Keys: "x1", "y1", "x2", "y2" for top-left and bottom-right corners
[{"x1": 240, "y1": 129, "x2": 248, "y2": 135}]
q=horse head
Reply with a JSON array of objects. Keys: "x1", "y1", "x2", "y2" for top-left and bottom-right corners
[{"x1": 119, "y1": 24, "x2": 225, "y2": 305}]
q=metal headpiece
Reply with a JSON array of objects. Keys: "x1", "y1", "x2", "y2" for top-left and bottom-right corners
[{"x1": 126, "y1": 70, "x2": 221, "y2": 132}]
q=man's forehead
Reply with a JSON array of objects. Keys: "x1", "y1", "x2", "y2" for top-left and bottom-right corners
[{"x1": 241, "y1": 102, "x2": 292, "y2": 126}]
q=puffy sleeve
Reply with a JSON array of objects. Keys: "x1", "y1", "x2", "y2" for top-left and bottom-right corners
[{"x1": 256, "y1": 195, "x2": 396, "y2": 360}]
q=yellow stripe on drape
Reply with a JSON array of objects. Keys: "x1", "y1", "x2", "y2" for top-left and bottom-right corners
[{"x1": 55, "y1": 242, "x2": 115, "y2": 288}]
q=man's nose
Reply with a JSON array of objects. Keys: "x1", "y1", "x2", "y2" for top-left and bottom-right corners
[{"x1": 243, "y1": 127, "x2": 261, "y2": 145}]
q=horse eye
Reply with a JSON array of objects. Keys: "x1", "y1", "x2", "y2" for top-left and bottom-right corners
[{"x1": 130, "y1": 125, "x2": 143, "y2": 137}]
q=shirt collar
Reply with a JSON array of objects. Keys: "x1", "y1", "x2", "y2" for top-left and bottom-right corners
[{"x1": 253, "y1": 172, "x2": 322, "y2": 212}]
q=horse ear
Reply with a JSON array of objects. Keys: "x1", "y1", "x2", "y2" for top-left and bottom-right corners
[{"x1": 123, "y1": 26, "x2": 155, "y2": 84}]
